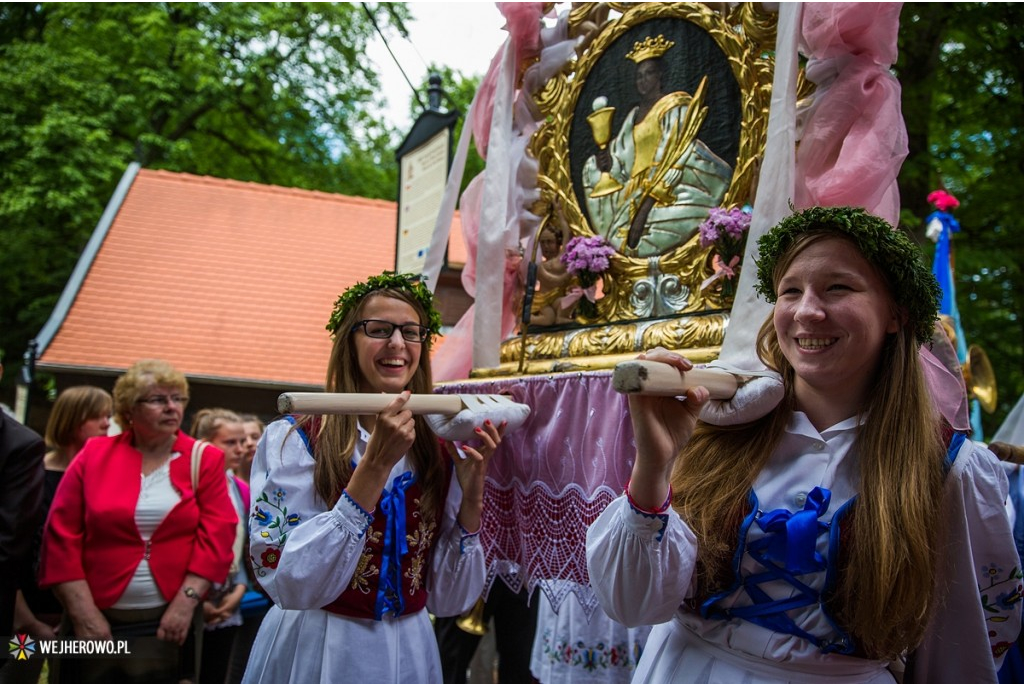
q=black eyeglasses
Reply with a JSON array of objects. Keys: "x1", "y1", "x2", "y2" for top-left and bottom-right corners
[{"x1": 352, "y1": 319, "x2": 428, "y2": 343}]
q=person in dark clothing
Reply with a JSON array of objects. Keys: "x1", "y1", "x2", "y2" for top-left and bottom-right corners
[
  {"x1": 435, "y1": 581, "x2": 538, "y2": 684},
  {"x1": 0, "y1": 361, "x2": 46, "y2": 675}
]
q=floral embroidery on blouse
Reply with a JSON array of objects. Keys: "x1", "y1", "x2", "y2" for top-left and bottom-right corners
[
  {"x1": 251, "y1": 488, "x2": 302, "y2": 576},
  {"x1": 980, "y1": 560, "x2": 1023, "y2": 656},
  {"x1": 538, "y1": 627, "x2": 642, "y2": 672},
  {"x1": 350, "y1": 528, "x2": 383, "y2": 593},
  {"x1": 261, "y1": 547, "x2": 281, "y2": 569}
]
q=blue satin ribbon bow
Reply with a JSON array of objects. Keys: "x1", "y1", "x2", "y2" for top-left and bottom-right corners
[
  {"x1": 374, "y1": 471, "x2": 414, "y2": 619},
  {"x1": 751, "y1": 486, "x2": 831, "y2": 575}
]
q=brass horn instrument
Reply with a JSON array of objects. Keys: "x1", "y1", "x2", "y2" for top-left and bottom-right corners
[
  {"x1": 455, "y1": 597, "x2": 488, "y2": 636},
  {"x1": 938, "y1": 315, "x2": 998, "y2": 414},
  {"x1": 964, "y1": 344, "x2": 998, "y2": 413}
]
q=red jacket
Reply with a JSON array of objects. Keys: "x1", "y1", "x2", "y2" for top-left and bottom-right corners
[{"x1": 39, "y1": 430, "x2": 237, "y2": 609}]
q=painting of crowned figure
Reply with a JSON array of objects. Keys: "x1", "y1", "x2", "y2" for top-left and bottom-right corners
[
  {"x1": 498, "y1": 4, "x2": 771, "y2": 371},
  {"x1": 572, "y1": 19, "x2": 742, "y2": 260}
]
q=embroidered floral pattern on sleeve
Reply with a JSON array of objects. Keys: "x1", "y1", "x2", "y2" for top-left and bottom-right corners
[
  {"x1": 251, "y1": 487, "x2": 302, "y2": 577},
  {"x1": 538, "y1": 627, "x2": 642, "y2": 673},
  {"x1": 980, "y1": 560, "x2": 1023, "y2": 657},
  {"x1": 625, "y1": 503, "x2": 670, "y2": 542}
]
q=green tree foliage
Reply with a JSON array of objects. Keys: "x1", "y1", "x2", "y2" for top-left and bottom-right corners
[
  {"x1": 898, "y1": 3, "x2": 1024, "y2": 438},
  {"x1": 0, "y1": 2, "x2": 409, "y2": 388}
]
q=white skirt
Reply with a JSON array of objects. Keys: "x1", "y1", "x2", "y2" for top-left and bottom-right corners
[
  {"x1": 633, "y1": 616, "x2": 896, "y2": 684},
  {"x1": 242, "y1": 605, "x2": 442, "y2": 684},
  {"x1": 530, "y1": 587, "x2": 653, "y2": 684}
]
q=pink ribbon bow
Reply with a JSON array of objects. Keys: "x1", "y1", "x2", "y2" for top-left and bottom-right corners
[
  {"x1": 559, "y1": 284, "x2": 597, "y2": 310},
  {"x1": 701, "y1": 254, "x2": 741, "y2": 291}
]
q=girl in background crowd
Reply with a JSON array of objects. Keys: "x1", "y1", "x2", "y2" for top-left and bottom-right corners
[
  {"x1": 192, "y1": 407, "x2": 250, "y2": 684},
  {"x1": 236, "y1": 413, "x2": 264, "y2": 487}
]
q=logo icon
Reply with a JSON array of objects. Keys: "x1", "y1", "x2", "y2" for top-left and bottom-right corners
[{"x1": 9, "y1": 634, "x2": 35, "y2": 660}]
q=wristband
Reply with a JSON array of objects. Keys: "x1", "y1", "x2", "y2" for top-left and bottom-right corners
[{"x1": 624, "y1": 479, "x2": 673, "y2": 515}]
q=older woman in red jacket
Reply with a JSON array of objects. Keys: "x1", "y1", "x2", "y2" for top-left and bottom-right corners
[{"x1": 40, "y1": 359, "x2": 237, "y2": 683}]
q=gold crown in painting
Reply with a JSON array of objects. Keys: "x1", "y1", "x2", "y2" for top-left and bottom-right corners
[{"x1": 625, "y1": 35, "x2": 675, "y2": 63}]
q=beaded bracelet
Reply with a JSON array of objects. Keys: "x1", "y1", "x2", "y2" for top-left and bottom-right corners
[{"x1": 624, "y1": 479, "x2": 673, "y2": 515}]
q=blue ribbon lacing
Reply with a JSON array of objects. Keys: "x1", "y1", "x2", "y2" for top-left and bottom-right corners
[
  {"x1": 700, "y1": 435, "x2": 965, "y2": 655},
  {"x1": 702, "y1": 486, "x2": 856, "y2": 654},
  {"x1": 374, "y1": 471, "x2": 415, "y2": 620}
]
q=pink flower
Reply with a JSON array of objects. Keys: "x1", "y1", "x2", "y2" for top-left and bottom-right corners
[{"x1": 927, "y1": 189, "x2": 960, "y2": 212}]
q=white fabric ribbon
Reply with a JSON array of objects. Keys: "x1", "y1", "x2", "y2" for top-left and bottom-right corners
[
  {"x1": 699, "y1": 3, "x2": 801, "y2": 426},
  {"x1": 716, "y1": 3, "x2": 801, "y2": 371},
  {"x1": 473, "y1": 40, "x2": 516, "y2": 370}
]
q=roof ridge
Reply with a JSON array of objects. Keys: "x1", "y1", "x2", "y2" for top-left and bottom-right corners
[{"x1": 139, "y1": 168, "x2": 398, "y2": 207}]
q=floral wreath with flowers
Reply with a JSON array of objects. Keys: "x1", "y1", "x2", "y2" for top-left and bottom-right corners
[{"x1": 325, "y1": 271, "x2": 443, "y2": 339}]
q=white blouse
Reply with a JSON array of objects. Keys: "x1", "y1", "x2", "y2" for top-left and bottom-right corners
[
  {"x1": 242, "y1": 418, "x2": 485, "y2": 684},
  {"x1": 587, "y1": 412, "x2": 1020, "y2": 683},
  {"x1": 113, "y1": 456, "x2": 181, "y2": 610}
]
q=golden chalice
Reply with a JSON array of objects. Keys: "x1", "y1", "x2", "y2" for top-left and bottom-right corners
[{"x1": 587, "y1": 97, "x2": 623, "y2": 199}]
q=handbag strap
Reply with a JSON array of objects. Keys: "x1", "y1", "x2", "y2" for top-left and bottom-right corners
[{"x1": 191, "y1": 440, "x2": 208, "y2": 492}]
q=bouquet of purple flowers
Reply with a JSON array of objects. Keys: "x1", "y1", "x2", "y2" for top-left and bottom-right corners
[
  {"x1": 559, "y1": 235, "x2": 615, "y2": 318},
  {"x1": 698, "y1": 207, "x2": 751, "y2": 300},
  {"x1": 561, "y1": 235, "x2": 615, "y2": 286}
]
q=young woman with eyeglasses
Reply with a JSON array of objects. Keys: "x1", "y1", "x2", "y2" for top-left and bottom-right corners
[
  {"x1": 241, "y1": 272, "x2": 505, "y2": 684},
  {"x1": 39, "y1": 359, "x2": 238, "y2": 683}
]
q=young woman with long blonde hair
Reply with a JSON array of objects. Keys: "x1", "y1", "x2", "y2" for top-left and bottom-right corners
[{"x1": 587, "y1": 206, "x2": 1021, "y2": 683}]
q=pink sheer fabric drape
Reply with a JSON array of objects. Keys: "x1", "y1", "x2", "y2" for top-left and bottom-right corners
[
  {"x1": 432, "y1": 175, "x2": 525, "y2": 383},
  {"x1": 471, "y1": 3, "x2": 545, "y2": 158},
  {"x1": 432, "y1": 4, "x2": 578, "y2": 381},
  {"x1": 794, "y1": 3, "x2": 906, "y2": 224},
  {"x1": 920, "y1": 324, "x2": 972, "y2": 432},
  {"x1": 795, "y1": 3, "x2": 969, "y2": 429}
]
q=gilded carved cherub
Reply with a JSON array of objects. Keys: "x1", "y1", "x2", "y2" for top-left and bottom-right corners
[{"x1": 529, "y1": 199, "x2": 575, "y2": 327}]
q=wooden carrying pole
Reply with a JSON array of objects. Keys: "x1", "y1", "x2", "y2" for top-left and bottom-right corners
[
  {"x1": 279, "y1": 393, "x2": 465, "y2": 415},
  {"x1": 611, "y1": 361, "x2": 738, "y2": 400}
]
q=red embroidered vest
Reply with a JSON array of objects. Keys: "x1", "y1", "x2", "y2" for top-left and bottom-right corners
[
  {"x1": 295, "y1": 415, "x2": 450, "y2": 620},
  {"x1": 322, "y1": 474, "x2": 441, "y2": 619}
]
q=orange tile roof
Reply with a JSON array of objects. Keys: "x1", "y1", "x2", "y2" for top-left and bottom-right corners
[{"x1": 38, "y1": 167, "x2": 467, "y2": 388}]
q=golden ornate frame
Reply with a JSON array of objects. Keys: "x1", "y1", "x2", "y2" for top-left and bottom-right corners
[{"x1": 482, "y1": 2, "x2": 779, "y2": 378}]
